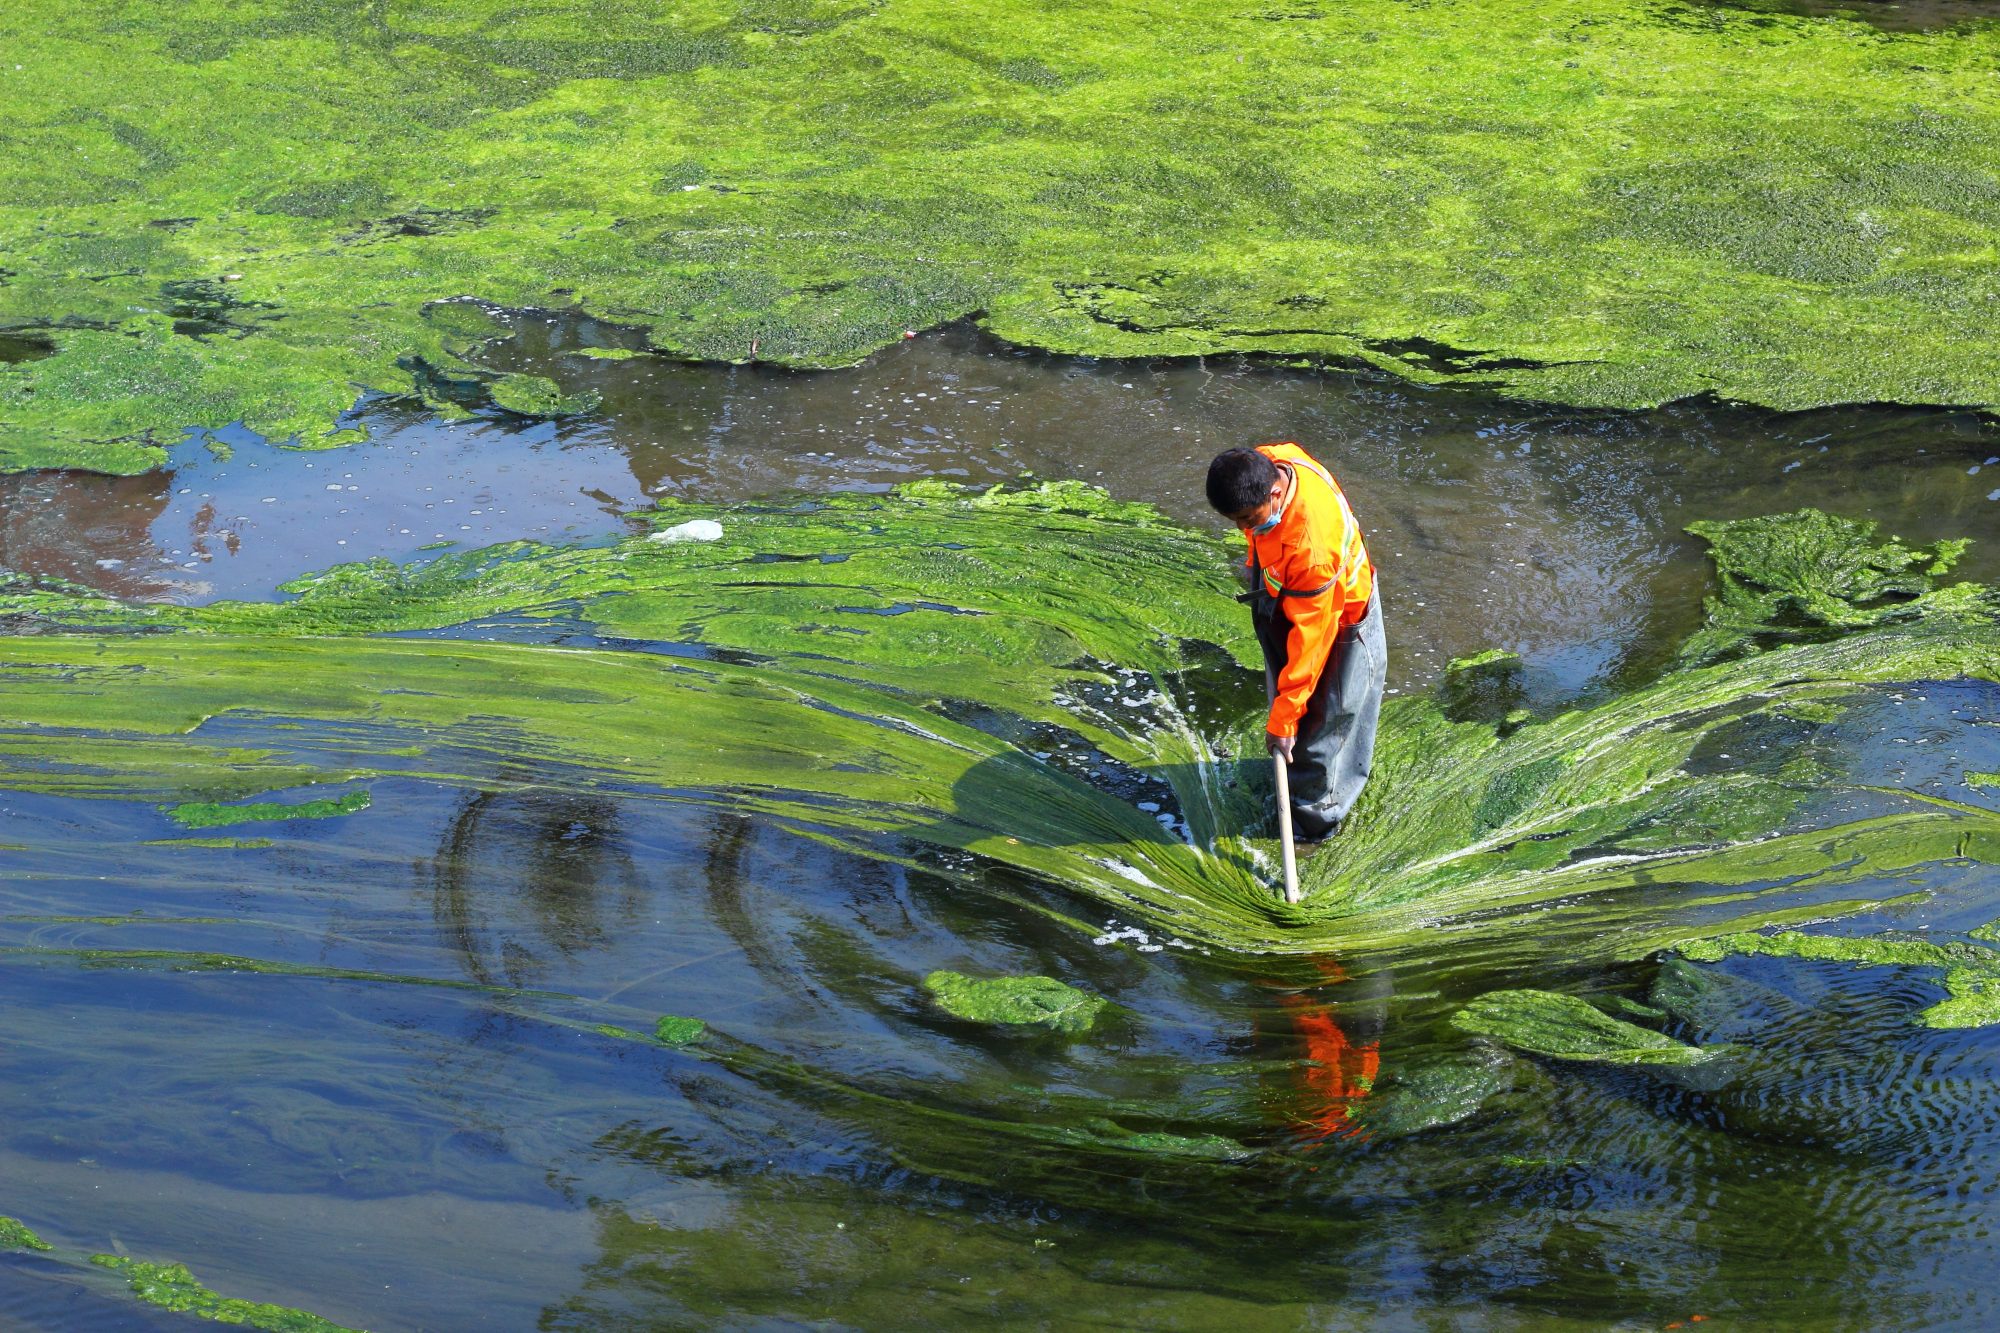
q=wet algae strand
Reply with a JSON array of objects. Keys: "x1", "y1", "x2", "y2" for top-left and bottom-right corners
[
  {"x1": 6, "y1": 2, "x2": 2000, "y2": 470},
  {"x1": 1451, "y1": 990, "x2": 1722, "y2": 1066},
  {"x1": 88, "y1": 1257, "x2": 361, "y2": 1333},
  {"x1": 1295, "y1": 509, "x2": 2000, "y2": 959},
  {"x1": 0, "y1": 1216, "x2": 51, "y2": 1252},
  {"x1": 166, "y1": 788, "x2": 372, "y2": 829},
  {"x1": 0, "y1": 1213, "x2": 358, "y2": 1330},
  {"x1": 1678, "y1": 923, "x2": 2000, "y2": 1030},
  {"x1": 0, "y1": 483, "x2": 1283, "y2": 941},
  {"x1": 0, "y1": 488, "x2": 1994, "y2": 960}
]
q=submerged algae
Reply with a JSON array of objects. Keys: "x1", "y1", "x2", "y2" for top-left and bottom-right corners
[
  {"x1": 1349, "y1": 1054, "x2": 1516, "y2": 1139},
  {"x1": 923, "y1": 970, "x2": 1110, "y2": 1034},
  {"x1": 654, "y1": 1015, "x2": 708, "y2": 1046},
  {"x1": 1452, "y1": 990, "x2": 1721, "y2": 1066},
  {"x1": 167, "y1": 789, "x2": 372, "y2": 829},
  {"x1": 1286, "y1": 510, "x2": 2000, "y2": 956},
  {"x1": 6, "y1": 1, "x2": 2000, "y2": 470},
  {"x1": 0, "y1": 1214, "x2": 356, "y2": 1331}
]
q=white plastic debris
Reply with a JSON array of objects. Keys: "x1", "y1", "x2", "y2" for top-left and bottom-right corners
[{"x1": 649, "y1": 519, "x2": 724, "y2": 544}]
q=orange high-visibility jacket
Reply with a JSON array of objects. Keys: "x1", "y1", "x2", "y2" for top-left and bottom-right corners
[{"x1": 1244, "y1": 442, "x2": 1375, "y2": 738}]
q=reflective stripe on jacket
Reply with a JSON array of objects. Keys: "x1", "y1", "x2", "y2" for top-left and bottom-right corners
[{"x1": 1246, "y1": 441, "x2": 1375, "y2": 738}]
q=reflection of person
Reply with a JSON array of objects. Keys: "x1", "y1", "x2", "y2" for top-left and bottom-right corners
[
  {"x1": 1205, "y1": 443, "x2": 1385, "y2": 839},
  {"x1": 1272, "y1": 957, "x2": 1388, "y2": 1145}
]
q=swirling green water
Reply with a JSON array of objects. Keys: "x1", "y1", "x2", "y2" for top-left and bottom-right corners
[{"x1": 1, "y1": 488, "x2": 1993, "y2": 954}]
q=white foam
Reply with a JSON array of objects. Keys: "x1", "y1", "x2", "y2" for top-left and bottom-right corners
[{"x1": 649, "y1": 519, "x2": 724, "y2": 544}]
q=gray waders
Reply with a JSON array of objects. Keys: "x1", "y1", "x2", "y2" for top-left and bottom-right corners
[{"x1": 1252, "y1": 588, "x2": 1386, "y2": 839}]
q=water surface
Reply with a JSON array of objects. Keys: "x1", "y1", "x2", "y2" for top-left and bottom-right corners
[{"x1": 2, "y1": 328, "x2": 1999, "y2": 1329}]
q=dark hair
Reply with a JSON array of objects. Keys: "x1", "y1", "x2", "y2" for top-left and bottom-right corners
[{"x1": 1205, "y1": 448, "x2": 1277, "y2": 515}]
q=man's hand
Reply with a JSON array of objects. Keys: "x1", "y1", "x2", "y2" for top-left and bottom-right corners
[{"x1": 1266, "y1": 731, "x2": 1295, "y2": 763}]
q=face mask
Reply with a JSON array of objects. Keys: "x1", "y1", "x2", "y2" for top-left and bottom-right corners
[{"x1": 1248, "y1": 509, "x2": 1282, "y2": 535}]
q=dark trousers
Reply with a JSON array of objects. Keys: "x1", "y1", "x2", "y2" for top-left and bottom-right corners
[{"x1": 1253, "y1": 594, "x2": 1386, "y2": 839}]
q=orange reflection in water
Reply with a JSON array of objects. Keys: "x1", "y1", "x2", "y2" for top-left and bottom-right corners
[{"x1": 1272, "y1": 957, "x2": 1383, "y2": 1146}]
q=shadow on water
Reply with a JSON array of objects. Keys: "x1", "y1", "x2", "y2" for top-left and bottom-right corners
[{"x1": 431, "y1": 779, "x2": 641, "y2": 989}]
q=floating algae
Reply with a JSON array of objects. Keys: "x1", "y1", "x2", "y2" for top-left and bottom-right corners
[
  {"x1": 166, "y1": 789, "x2": 372, "y2": 829},
  {"x1": 88, "y1": 1256, "x2": 359, "y2": 1332},
  {"x1": 0, "y1": 492, "x2": 1992, "y2": 960},
  {"x1": 0, "y1": 1216, "x2": 52, "y2": 1252},
  {"x1": 486, "y1": 373, "x2": 602, "y2": 419},
  {"x1": 1283, "y1": 508, "x2": 2000, "y2": 957},
  {"x1": 0, "y1": 482, "x2": 1282, "y2": 944},
  {"x1": 1679, "y1": 509, "x2": 1983, "y2": 666},
  {"x1": 1349, "y1": 1053, "x2": 1517, "y2": 1139},
  {"x1": 1452, "y1": 990, "x2": 1722, "y2": 1066},
  {"x1": 923, "y1": 970, "x2": 1110, "y2": 1034},
  {"x1": 653, "y1": 1014, "x2": 708, "y2": 1046},
  {"x1": 0, "y1": 1213, "x2": 355, "y2": 1330},
  {"x1": 6, "y1": 2, "x2": 2000, "y2": 471}
]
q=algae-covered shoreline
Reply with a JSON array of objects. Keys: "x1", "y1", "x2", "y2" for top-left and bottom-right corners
[{"x1": 4, "y1": 0, "x2": 2000, "y2": 472}]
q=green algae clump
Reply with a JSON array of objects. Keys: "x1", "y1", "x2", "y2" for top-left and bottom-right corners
[
  {"x1": 166, "y1": 790, "x2": 371, "y2": 829},
  {"x1": 1350, "y1": 1055, "x2": 1516, "y2": 1139},
  {"x1": 1969, "y1": 772, "x2": 2000, "y2": 790},
  {"x1": 924, "y1": 971, "x2": 1109, "y2": 1034},
  {"x1": 1452, "y1": 990, "x2": 1721, "y2": 1066},
  {"x1": 0, "y1": 1216, "x2": 52, "y2": 1252},
  {"x1": 1681, "y1": 509, "x2": 1985, "y2": 665},
  {"x1": 654, "y1": 1015, "x2": 708, "y2": 1046},
  {"x1": 1056, "y1": 1117, "x2": 1250, "y2": 1162},
  {"x1": 87, "y1": 1256, "x2": 359, "y2": 1332},
  {"x1": 1678, "y1": 929, "x2": 1980, "y2": 969},
  {"x1": 486, "y1": 373, "x2": 602, "y2": 419}
]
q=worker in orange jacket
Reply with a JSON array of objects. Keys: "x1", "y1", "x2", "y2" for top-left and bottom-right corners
[{"x1": 1205, "y1": 443, "x2": 1384, "y2": 839}]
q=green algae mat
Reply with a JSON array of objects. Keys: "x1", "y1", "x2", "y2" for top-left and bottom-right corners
[{"x1": 5, "y1": 0, "x2": 2000, "y2": 472}]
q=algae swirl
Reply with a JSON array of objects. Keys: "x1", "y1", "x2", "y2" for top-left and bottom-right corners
[
  {"x1": 4, "y1": 0, "x2": 2000, "y2": 471},
  {"x1": 0, "y1": 484, "x2": 1992, "y2": 970}
]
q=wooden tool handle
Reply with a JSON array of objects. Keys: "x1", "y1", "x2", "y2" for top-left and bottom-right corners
[
  {"x1": 1263, "y1": 667, "x2": 1301, "y2": 904},
  {"x1": 1273, "y1": 751, "x2": 1300, "y2": 904}
]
